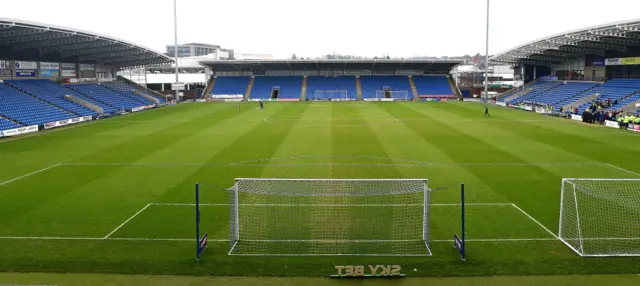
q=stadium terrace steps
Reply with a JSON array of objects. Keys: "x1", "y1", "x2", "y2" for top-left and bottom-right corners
[
  {"x1": 64, "y1": 94, "x2": 104, "y2": 114},
  {"x1": 447, "y1": 75, "x2": 462, "y2": 99},
  {"x1": 408, "y1": 76, "x2": 419, "y2": 100},
  {"x1": 203, "y1": 76, "x2": 216, "y2": 98},
  {"x1": 300, "y1": 76, "x2": 308, "y2": 101},
  {"x1": 4, "y1": 81, "x2": 83, "y2": 117},
  {"x1": 355, "y1": 76, "x2": 363, "y2": 100},
  {"x1": 245, "y1": 77, "x2": 255, "y2": 100}
]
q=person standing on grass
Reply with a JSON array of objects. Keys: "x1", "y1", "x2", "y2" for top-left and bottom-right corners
[
  {"x1": 484, "y1": 105, "x2": 490, "y2": 117},
  {"x1": 259, "y1": 98, "x2": 264, "y2": 110}
]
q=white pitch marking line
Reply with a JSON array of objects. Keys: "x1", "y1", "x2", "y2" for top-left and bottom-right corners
[
  {"x1": 0, "y1": 236, "x2": 565, "y2": 243},
  {"x1": 103, "y1": 203, "x2": 152, "y2": 239},
  {"x1": 0, "y1": 163, "x2": 61, "y2": 186},
  {"x1": 510, "y1": 203, "x2": 559, "y2": 239},
  {"x1": 0, "y1": 236, "x2": 103, "y2": 240},
  {"x1": 605, "y1": 163, "x2": 640, "y2": 177}
]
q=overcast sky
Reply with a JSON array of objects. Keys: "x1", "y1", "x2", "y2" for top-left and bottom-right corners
[{"x1": 1, "y1": 0, "x2": 639, "y2": 59}]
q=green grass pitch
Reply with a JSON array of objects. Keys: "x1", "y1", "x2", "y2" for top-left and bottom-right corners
[{"x1": 0, "y1": 101, "x2": 638, "y2": 277}]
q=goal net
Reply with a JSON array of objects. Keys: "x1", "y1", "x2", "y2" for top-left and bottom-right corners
[
  {"x1": 228, "y1": 178, "x2": 431, "y2": 256},
  {"x1": 376, "y1": 90, "x2": 409, "y2": 101},
  {"x1": 312, "y1": 90, "x2": 349, "y2": 101},
  {"x1": 558, "y1": 179, "x2": 640, "y2": 257}
]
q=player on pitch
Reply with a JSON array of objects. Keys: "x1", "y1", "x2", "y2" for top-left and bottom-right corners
[
  {"x1": 259, "y1": 99, "x2": 264, "y2": 110},
  {"x1": 484, "y1": 105, "x2": 490, "y2": 117}
]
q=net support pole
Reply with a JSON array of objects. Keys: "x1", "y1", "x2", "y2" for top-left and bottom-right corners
[
  {"x1": 461, "y1": 183, "x2": 466, "y2": 261},
  {"x1": 195, "y1": 183, "x2": 201, "y2": 261}
]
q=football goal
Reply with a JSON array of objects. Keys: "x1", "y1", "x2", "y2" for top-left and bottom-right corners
[
  {"x1": 376, "y1": 90, "x2": 409, "y2": 101},
  {"x1": 312, "y1": 90, "x2": 349, "y2": 101},
  {"x1": 227, "y1": 178, "x2": 432, "y2": 256},
  {"x1": 558, "y1": 178, "x2": 640, "y2": 257}
]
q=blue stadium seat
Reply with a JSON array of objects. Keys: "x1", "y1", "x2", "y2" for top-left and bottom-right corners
[
  {"x1": 32, "y1": 81, "x2": 117, "y2": 114},
  {"x1": 0, "y1": 117, "x2": 21, "y2": 131},
  {"x1": 7, "y1": 80, "x2": 96, "y2": 116},
  {"x1": 525, "y1": 82, "x2": 599, "y2": 108},
  {"x1": 212, "y1": 77, "x2": 250, "y2": 95},
  {"x1": 250, "y1": 76, "x2": 302, "y2": 99},
  {"x1": 103, "y1": 82, "x2": 161, "y2": 104},
  {"x1": 510, "y1": 81, "x2": 564, "y2": 104},
  {"x1": 0, "y1": 83, "x2": 76, "y2": 125},
  {"x1": 360, "y1": 76, "x2": 411, "y2": 99},
  {"x1": 575, "y1": 79, "x2": 640, "y2": 112},
  {"x1": 306, "y1": 76, "x2": 357, "y2": 100},
  {"x1": 67, "y1": 84, "x2": 146, "y2": 111},
  {"x1": 412, "y1": 76, "x2": 453, "y2": 96}
]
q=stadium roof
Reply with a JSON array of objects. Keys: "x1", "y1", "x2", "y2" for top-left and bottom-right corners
[
  {"x1": 491, "y1": 19, "x2": 640, "y2": 66},
  {"x1": 199, "y1": 59, "x2": 463, "y2": 73},
  {"x1": 0, "y1": 18, "x2": 173, "y2": 69}
]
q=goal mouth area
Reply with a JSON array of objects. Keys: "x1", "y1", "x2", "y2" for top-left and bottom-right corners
[{"x1": 228, "y1": 239, "x2": 432, "y2": 256}]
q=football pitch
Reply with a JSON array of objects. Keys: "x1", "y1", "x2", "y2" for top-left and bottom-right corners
[{"x1": 0, "y1": 101, "x2": 638, "y2": 277}]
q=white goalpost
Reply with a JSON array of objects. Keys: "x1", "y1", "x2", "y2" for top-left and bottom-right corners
[
  {"x1": 228, "y1": 178, "x2": 432, "y2": 256},
  {"x1": 558, "y1": 178, "x2": 640, "y2": 257},
  {"x1": 375, "y1": 90, "x2": 409, "y2": 101},
  {"x1": 313, "y1": 90, "x2": 349, "y2": 101}
]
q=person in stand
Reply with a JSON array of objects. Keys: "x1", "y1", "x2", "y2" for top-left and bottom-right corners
[{"x1": 484, "y1": 105, "x2": 490, "y2": 117}]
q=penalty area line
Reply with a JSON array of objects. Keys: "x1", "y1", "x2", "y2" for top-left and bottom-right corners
[
  {"x1": 0, "y1": 163, "x2": 61, "y2": 187},
  {"x1": 103, "y1": 203, "x2": 152, "y2": 239},
  {"x1": 605, "y1": 163, "x2": 640, "y2": 177}
]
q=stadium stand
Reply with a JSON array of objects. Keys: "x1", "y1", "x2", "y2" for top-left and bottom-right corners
[
  {"x1": 306, "y1": 76, "x2": 357, "y2": 100},
  {"x1": 250, "y1": 76, "x2": 303, "y2": 99},
  {"x1": 412, "y1": 76, "x2": 454, "y2": 96},
  {"x1": 360, "y1": 76, "x2": 412, "y2": 99},
  {"x1": 0, "y1": 83, "x2": 76, "y2": 125},
  {"x1": 509, "y1": 81, "x2": 563, "y2": 104},
  {"x1": 529, "y1": 82, "x2": 599, "y2": 108},
  {"x1": 6, "y1": 80, "x2": 96, "y2": 116},
  {"x1": 103, "y1": 82, "x2": 159, "y2": 105},
  {"x1": 211, "y1": 77, "x2": 251, "y2": 95},
  {"x1": 34, "y1": 80, "x2": 117, "y2": 114},
  {"x1": 67, "y1": 84, "x2": 146, "y2": 111},
  {"x1": 0, "y1": 117, "x2": 21, "y2": 130},
  {"x1": 576, "y1": 79, "x2": 640, "y2": 112}
]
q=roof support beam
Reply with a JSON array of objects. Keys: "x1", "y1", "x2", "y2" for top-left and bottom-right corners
[{"x1": 63, "y1": 46, "x2": 137, "y2": 58}]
